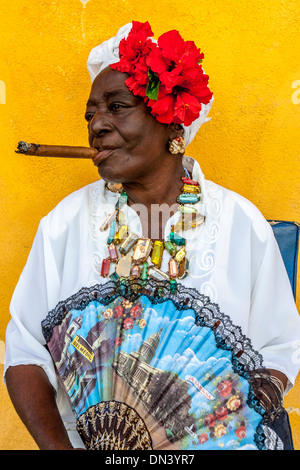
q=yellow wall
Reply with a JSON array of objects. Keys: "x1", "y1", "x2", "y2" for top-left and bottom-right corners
[{"x1": 0, "y1": 0, "x2": 299, "y2": 450}]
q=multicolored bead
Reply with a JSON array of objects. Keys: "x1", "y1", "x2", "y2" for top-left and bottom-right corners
[
  {"x1": 164, "y1": 240, "x2": 176, "y2": 257},
  {"x1": 118, "y1": 210, "x2": 127, "y2": 227},
  {"x1": 109, "y1": 271, "x2": 120, "y2": 282},
  {"x1": 175, "y1": 247, "x2": 186, "y2": 264},
  {"x1": 116, "y1": 253, "x2": 132, "y2": 277},
  {"x1": 107, "y1": 219, "x2": 116, "y2": 244},
  {"x1": 168, "y1": 258, "x2": 178, "y2": 279},
  {"x1": 100, "y1": 210, "x2": 118, "y2": 232},
  {"x1": 178, "y1": 205, "x2": 197, "y2": 214},
  {"x1": 133, "y1": 238, "x2": 153, "y2": 264},
  {"x1": 119, "y1": 233, "x2": 139, "y2": 255},
  {"x1": 173, "y1": 214, "x2": 205, "y2": 232},
  {"x1": 169, "y1": 232, "x2": 186, "y2": 246},
  {"x1": 130, "y1": 264, "x2": 141, "y2": 278},
  {"x1": 108, "y1": 243, "x2": 119, "y2": 262},
  {"x1": 178, "y1": 258, "x2": 189, "y2": 279},
  {"x1": 168, "y1": 278, "x2": 177, "y2": 292},
  {"x1": 115, "y1": 191, "x2": 128, "y2": 210},
  {"x1": 101, "y1": 258, "x2": 111, "y2": 277},
  {"x1": 106, "y1": 182, "x2": 123, "y2": 193},
  {"x1": 151, "y1": 241, "x2": 164, "y2": 268},
  {"x1": 177, "y1": 193, "x2": 200, "y2": 204},
  {"x1": 115, "y1": 225, "x2": 129, "y2": 244},
  {"x1": 182, "y1": 184, "x2": 201, "y2": 194},
  {"x1": 181, "y1": 177, "x2": 200, "y2": 186},
  {"x1": 148, "y1": 266, "x2": 170, "y2": 281},
  {"x1": 191, "y1": 214, "x2": 205, "y2": 228},
  {"x1": 172, "y1": 216, "x2": 193, "y2": 232},
  {"x1": 141, "y1": 261, "x2": 148, "y2": 280}
]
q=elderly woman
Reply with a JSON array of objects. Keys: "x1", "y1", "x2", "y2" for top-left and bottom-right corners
[{"x1": 4, "y1": 22, "x2": 300, "y2": 451}]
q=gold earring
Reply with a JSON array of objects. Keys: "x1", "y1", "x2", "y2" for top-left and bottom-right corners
[{"x1": 169, "y1": 136, "x2": 186, "y2": 155}]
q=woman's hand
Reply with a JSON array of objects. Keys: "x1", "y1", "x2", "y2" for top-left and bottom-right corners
[
  {"x1": 249, "y1": 368, "x2": 286, "y2": 413},
  {"x1": 5, "y1": 364, "x2": 76, "y2": 450}
]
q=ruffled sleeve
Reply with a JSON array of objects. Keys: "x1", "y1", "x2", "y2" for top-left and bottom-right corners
[
  {"x1": 248, "y1": 221, "x2": 300, "y2": 393},
  {"x1": 4, "y1": 219, "x2": 58, "y2": 391}
]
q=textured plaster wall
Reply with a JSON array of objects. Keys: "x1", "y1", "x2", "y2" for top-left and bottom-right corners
[{"x1": 0, "y1": 0, "x2": 299, "y2": 450}]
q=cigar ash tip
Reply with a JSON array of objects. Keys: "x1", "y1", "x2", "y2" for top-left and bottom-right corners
[{"x1": 15, "y1": 141, "x2": 39, "y2": 154}]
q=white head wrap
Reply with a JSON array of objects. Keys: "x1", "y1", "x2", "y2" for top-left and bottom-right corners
[{"x1": 87, "y1": 23, "x2": 213, "y2": 147}]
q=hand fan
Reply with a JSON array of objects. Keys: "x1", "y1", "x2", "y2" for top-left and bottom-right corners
[{"x1": 42, "y1": 278, "x2": 287, "y2": 450}]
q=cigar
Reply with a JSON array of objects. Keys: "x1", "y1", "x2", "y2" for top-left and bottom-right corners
[{"x1": 15, "y1": 141, "x2": 98, "y2": 159}]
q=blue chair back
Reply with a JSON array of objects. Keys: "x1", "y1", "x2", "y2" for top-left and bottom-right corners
[{"x1": 269, "y1": 221, "x2": 299, "y2": 299}]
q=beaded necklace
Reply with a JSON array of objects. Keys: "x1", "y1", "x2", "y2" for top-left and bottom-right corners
[{"x1": 100, "y1": 172, "x2": 205, "y2": 291}]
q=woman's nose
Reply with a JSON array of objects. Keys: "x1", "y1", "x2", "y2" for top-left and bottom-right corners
[{"x1": 89, "y1": 111, "x2": 111, "y2": 138}]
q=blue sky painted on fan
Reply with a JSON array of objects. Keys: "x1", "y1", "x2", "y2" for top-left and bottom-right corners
[{"x1": 65, "y1": 295, "x2": 263, "y2": 450}]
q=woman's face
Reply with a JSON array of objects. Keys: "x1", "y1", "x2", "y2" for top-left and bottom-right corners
[{"x1": 86, "y1": 67, "x2": 173, "y2": 183}]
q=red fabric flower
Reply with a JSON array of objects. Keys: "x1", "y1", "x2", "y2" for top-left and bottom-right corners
[
  {"x1": 130, "y1": 305, "x2": 142, "y2": 319},
  {"x1": 114, "y1": 337, "x2": 122, "y2": 347},
  {"x1": 204, "y1": 414, "x2": 216, "y2": 428},
  {"x1": 235, "y1": 426, "x2": 247, "y2": 439},
  {"x1": 148, "y1": 86, "x2": 205, "y2": 126},
  {"x1": 147, "y1": 88, "x2": 176, "y2": 124},
  {"x1": 198, "y1": 433, "x2": 209, "y2": 445},
  {"x1": 114, "y1": 21, "x2": 154, "y2": 72},
  {"x1": 110, "y1": 21, "x2": 213, "y2": 126},
  {"x1": 215, "y1": 405, "x2": 228, "y2": 422},
  {"x1": 113, "y1": 305, "x2": 123, "y2": 318},
  {"x1": 124, "y1": 317, "x2": 134, "y2": 330},
  {"x1": 111, "y1": 21, "x2": 155, "y2": 98},
  {"x1": 147, "y1": 30, "x2": 204, "y2": 92},
  {"x1": 124, "y1": 59, "x2": 149, "y2": 98},
  {"x1": 217, "y1": 380, "x2": 233, "y2": 398},
  {"x1": 146, "y1": 29, "x2": 213, "y2": 125}
]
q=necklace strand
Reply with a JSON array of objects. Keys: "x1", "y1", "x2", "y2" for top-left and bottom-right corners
[{"x1": 100, "y1": 172, "x2": 205, "y2": 291}]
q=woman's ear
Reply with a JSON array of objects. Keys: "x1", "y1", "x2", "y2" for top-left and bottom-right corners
[{"x1": 169, "y1": 123, "x2": 184, "y2": 141}]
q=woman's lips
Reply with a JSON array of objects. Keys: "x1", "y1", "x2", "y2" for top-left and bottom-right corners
[{"x1": 92, "y1": 148, "x2": 115, "y2": 166}]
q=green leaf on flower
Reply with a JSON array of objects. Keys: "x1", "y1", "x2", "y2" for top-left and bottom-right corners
[{"x1": 146, "y1": 68, "x2": 160, "y2": 101}]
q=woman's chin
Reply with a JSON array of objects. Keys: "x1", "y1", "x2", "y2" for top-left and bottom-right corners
[{"x1": 97, "y1": 166, "x2": 124, "y2": 184}]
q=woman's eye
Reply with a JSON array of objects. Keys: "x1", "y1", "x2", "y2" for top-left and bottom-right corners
[
  {"x1": 110, "y1": 103, "x2": 125, "y2": 111},
  {"x1": 85, "y1": 113, "x2": 94, "y2": 122}
]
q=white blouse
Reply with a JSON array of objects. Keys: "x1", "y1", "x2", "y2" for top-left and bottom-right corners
[{"x1": 4, "y1": 156, "x2": 300, "y2": 448}]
